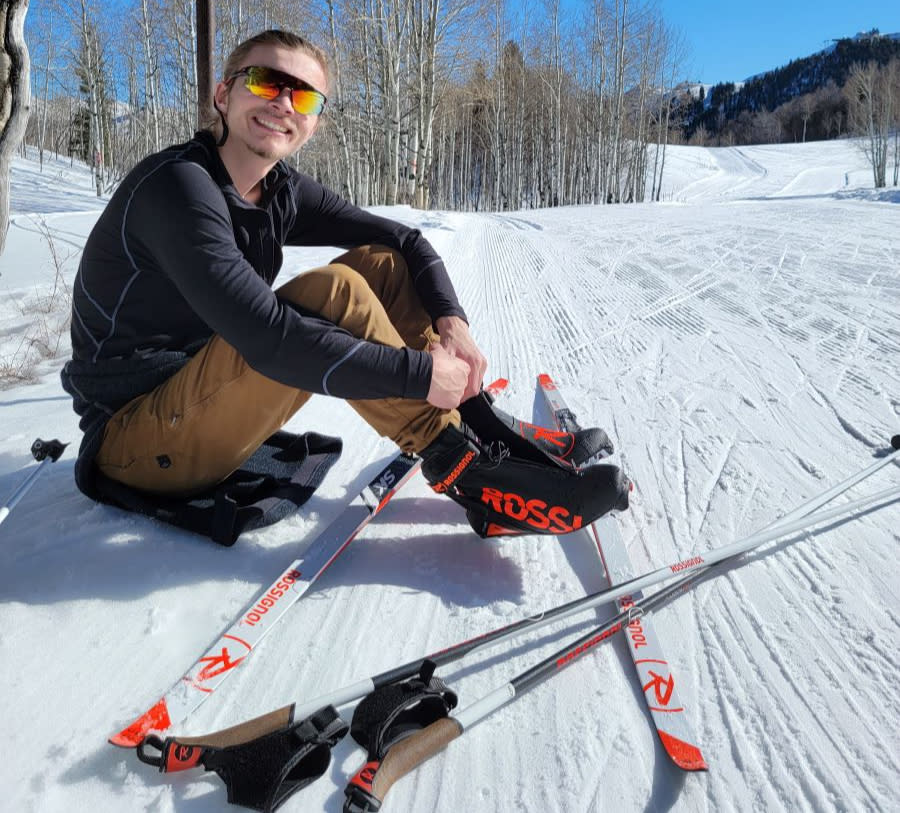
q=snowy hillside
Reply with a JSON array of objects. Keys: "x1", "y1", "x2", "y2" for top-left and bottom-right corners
[{"x1": 1, "y1": 140, "x2": 898, "y2": 813}]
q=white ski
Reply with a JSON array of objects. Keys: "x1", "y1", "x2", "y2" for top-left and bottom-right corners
[
  {"x1": 537, "y1": 373, "x2": 707, "y2": 771},
  {"x1": 109, "y1": 451, "x2": 421, "y2": 747},
  {"x1": 109, "y1": 378, "x2": 509, "y2": 747}
]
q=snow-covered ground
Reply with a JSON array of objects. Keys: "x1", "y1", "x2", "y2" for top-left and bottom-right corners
[{"x1": 1, "y1": 139, "x2": 898, "y2": 813}]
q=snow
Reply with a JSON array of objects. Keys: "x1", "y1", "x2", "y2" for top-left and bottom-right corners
[{"x1": 1, "y1": 139, "x2": 898, "y2": 813}]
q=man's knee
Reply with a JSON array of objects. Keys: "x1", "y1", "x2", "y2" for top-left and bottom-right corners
[
  {"x1": 277, "y1": 263, "x2": 372, "y2": 310},
  {"x1": 333, "y1": 243, "x2": 406, "y2": 273}
]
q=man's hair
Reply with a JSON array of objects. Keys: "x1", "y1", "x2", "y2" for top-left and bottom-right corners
[
  {"x1": 203, "y1": 29, "x2": 331, "y2": 133},
  {"x1": 222, "y1": 29, "x2": 330, "y2": 88}
]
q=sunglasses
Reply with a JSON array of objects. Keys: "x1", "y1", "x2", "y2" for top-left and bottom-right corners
[{"x1": 229, "y1": 65, "x2": 327, "y2": 116}]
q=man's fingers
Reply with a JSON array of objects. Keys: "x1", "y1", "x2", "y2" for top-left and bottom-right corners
[{"x1": 427, "y1": 344, "x2": 472, "y2": 409}]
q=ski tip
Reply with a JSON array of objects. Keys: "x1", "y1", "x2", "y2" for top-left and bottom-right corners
[
  {"x1": 108, "y1": 698, "x2": 172, "y2": 748},
  {"x1": 657, "y1": 730, "x2": 709, "y2": 772},
  {"x1": 487, "y1": 377, "x2": 509, "y2": 394},
  {"x1": 537, "y1": 373, "x2": 555, "y2": 390}
]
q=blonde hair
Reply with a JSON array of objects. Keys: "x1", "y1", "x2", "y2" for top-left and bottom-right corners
[{"x1": 204, "y1": 29, "x2": 331, "y2": 134}]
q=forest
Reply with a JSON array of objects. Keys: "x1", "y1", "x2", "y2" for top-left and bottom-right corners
[{"x1": 18, "y1": 2, "x2": 900, "y2": 210}]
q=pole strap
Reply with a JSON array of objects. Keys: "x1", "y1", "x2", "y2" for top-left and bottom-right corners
[{"x1": 136, "y1": 704, "x2": 348, "y2": 812}]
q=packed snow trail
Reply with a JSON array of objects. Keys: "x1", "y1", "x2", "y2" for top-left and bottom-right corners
[{"x1": 0, "y1": 141, "x2": 898, "y2": 812}]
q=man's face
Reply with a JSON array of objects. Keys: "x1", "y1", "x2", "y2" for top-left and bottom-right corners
[{"x1": 215, "y1": 44, "x2": 327, "y2": 163}]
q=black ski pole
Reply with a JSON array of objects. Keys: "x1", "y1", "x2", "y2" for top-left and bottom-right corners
[{"x1": 0, "y1": 438, "x2": 67, "y2": 528}]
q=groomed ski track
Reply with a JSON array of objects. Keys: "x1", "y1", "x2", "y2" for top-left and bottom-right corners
[{"x1": 1, "y1": 141, "x2": 898, "y2": 812}]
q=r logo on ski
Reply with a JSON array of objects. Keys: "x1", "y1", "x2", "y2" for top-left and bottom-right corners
[
  {"x1": 196, "y1": 646, "x2": 247, "y2": 682},
  {"x1": 643, "y1": 671, "x2": 676, "y2": 707}
]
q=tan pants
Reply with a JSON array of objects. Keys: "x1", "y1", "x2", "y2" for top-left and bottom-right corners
[{"x1": 95, "y1": 245, "x2": 458, "y2": 495}]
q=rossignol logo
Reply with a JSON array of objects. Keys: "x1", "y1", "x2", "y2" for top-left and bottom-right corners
[
  {"x1": 431, "y1": 450, "x2": 477, "y2": 494},
  {"x1": 480, "y1": 488, "x2": 583, "y2": 533},
  {"x1": 643, "y1": 670, "x2": 675, "y2": 707},
  {"x1": 670, "y1": 555, "x2": 704, "y2": 573},
  {"x1": 636, "y1": 657, "x2": 684, "y2": 711},
  {"x1": 242, "y1": 569, "x2": 302, "y2": 626},
  {"x1": 527, "y1": 424, "x2": 570, "y2": 450},
  {"x1": 556, "y1": 627, "x2": 618, "y2": 667},
  {"x1": 619, "y1": 596, "x2": 648, "y2": 650},
  {"x1": 194, "y1": 633, "x2": 252, "y2": 683},
  {"x1": 166, "y1": 743, "x2": 203, "y2": 772},
  {"x1": 350, "y1": 761, "x2": 381, "y2": 792},
  {"x1": 197, "y1": 647, "x2": 243, "y2": 681}
]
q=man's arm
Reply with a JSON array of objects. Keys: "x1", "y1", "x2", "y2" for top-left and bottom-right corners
[
  {"x1": 286, "y1": 176, "x2": 487, "y2": 399},
  {"x1": 127, "y1": 161, "x2": 432, "y2": 400},
  {"x1": 286, "y1": 175, "x2": 468, "y2": 327}
]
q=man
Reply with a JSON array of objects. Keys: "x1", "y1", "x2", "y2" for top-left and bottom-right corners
[{"x1": 61, "y1": 29, "x2": 629, "y2": 541}]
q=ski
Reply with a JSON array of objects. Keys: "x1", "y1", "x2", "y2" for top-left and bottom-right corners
[
  {"x1": 130, "y1": 437, "x2": 898, "y2": 811},
  {"x1": 346, "y1": 436, "x2": 900, "y2": 812},
  {"x1": 109, "y1": 378, "x2": 509, "y2": 748},
  {"x1": 537, "y1": 374, "x2": 707, "y2": 771}
]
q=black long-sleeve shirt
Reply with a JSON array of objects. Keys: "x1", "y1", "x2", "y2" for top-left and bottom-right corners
[{"x1": 69, "y1": 130, "x2": 466, "y2": 400}]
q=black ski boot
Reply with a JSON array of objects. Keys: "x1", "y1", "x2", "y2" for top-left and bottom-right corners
[
  {"x1": 419, "y1": 423, "x2": 630, "y2": 538},
  {"x1": 458, "y1": 390, "x2": 613, "y2": 470}
]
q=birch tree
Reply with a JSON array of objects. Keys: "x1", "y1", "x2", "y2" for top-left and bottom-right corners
[
  {"x1": 845, "y1": 60, "x2": 895, "y2": 188},
  {"x1": 1, "y1": 0, "x2": 30, "y2": 256}
]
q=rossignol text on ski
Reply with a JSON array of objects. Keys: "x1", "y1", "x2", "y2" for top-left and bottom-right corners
[
  {"x1": 341, "y1": 435, "x2": 899, "y2": 812},
  {"x1": 126, "y1": 430, "x2": 898, "y2": 811},
  {"x1": 108, "y1": 379, "x2": 509, "y2": 747},
  {"x1": 537, "y1": 373, "x2": 706, "y2": 771}
]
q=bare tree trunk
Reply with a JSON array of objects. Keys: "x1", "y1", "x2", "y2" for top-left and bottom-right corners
[
  {"x1": 373, "y1": 0, "x2": 408, "y2": 205},
  {"x1": 195, "y1": 0, "x2": 213, "y2": 130},
  {"x1": 845, "y1": 60, "x2": 893, "y2": 189},
  {"x1": 73, "y1": 0, "x2": 106, "y2": 195},
  {"x1": 141, "y1": 0, "x2": 161, "y2": 153},
  {"x1": 34, "y1": 3, "x2": 52, "y2": 171},
  {"x1": 607, "y1": 0, "x2": 627, "y2": 204},
  {"x1": 326, "y1": 0, "x2": 355, "y2": 201},
  {"x1": 0, "y1": 0, "x2": 30, "y2": 257},
  {"x1": 588, "y1": 0, "x2": 605, "y2": 204},
  {"x1": 889, "y1": 59, "x2": 900, "y2": 186}
]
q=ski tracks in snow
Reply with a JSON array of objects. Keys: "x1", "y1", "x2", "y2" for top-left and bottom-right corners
[
  {"x1": 438, "y1": 193, "x2": 899, "y2": 812},
  {"x1": 3, "y1": 143, "x2": 898, "y2": 813}
]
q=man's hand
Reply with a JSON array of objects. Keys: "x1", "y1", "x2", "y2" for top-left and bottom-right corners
[
  {"x1": 426, "y1": 343, "x2": 471, "y2": 409},
  {"x1": 434, "y1": 316, "x2": 488, "y2": 402}
]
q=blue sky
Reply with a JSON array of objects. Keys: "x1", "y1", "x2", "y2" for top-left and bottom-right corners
[{"x1": 657, "y1": 1, "x2": 900, "y2": 83}]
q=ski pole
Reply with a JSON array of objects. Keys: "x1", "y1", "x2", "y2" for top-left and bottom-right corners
[
  {"x1": 459, "y1": 481, "x2": 900, "y2": 726},
  {"x1": 342, "y1": 573, "x2": 702, "y2": 813},
  {"x1": 343, "y1": 453, "x2": 899, "y2": 810},
  {"x1": 288, "y1": 438, "x2": 900, "y2": 722},
  {"x1": 136, "y1": 439, "x2": 898, "y2": 807},
  {"x1": 0, "y1": 438, "x2": 67, "y2": 527}
]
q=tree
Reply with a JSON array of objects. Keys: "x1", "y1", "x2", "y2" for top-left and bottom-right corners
[
  {"x1": 73, "y1": 3, "x2": 109, "y2": 195},
  {"x1": 845, "y1": 60, "x2": 896, "y2": 188},
  {"x1": 0, "y1": 0, "x2": 30, "y2": 257}
]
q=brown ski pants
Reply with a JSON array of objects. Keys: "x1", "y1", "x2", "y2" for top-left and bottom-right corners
[{"x1": 94, "y1": 245, "x2": 458, "y2": 495}]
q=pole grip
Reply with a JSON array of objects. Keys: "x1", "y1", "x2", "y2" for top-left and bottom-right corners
[
  {"x1": 31, "y1": 438, "x2": 67, "y2": 462},
  {"x1": 345, "y1": 718, "x2": 462, "y2": 812}
]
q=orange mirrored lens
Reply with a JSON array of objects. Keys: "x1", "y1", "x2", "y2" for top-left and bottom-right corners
[{"x1": 241, "y1": 67, "x2": 326, "y2": 116}]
